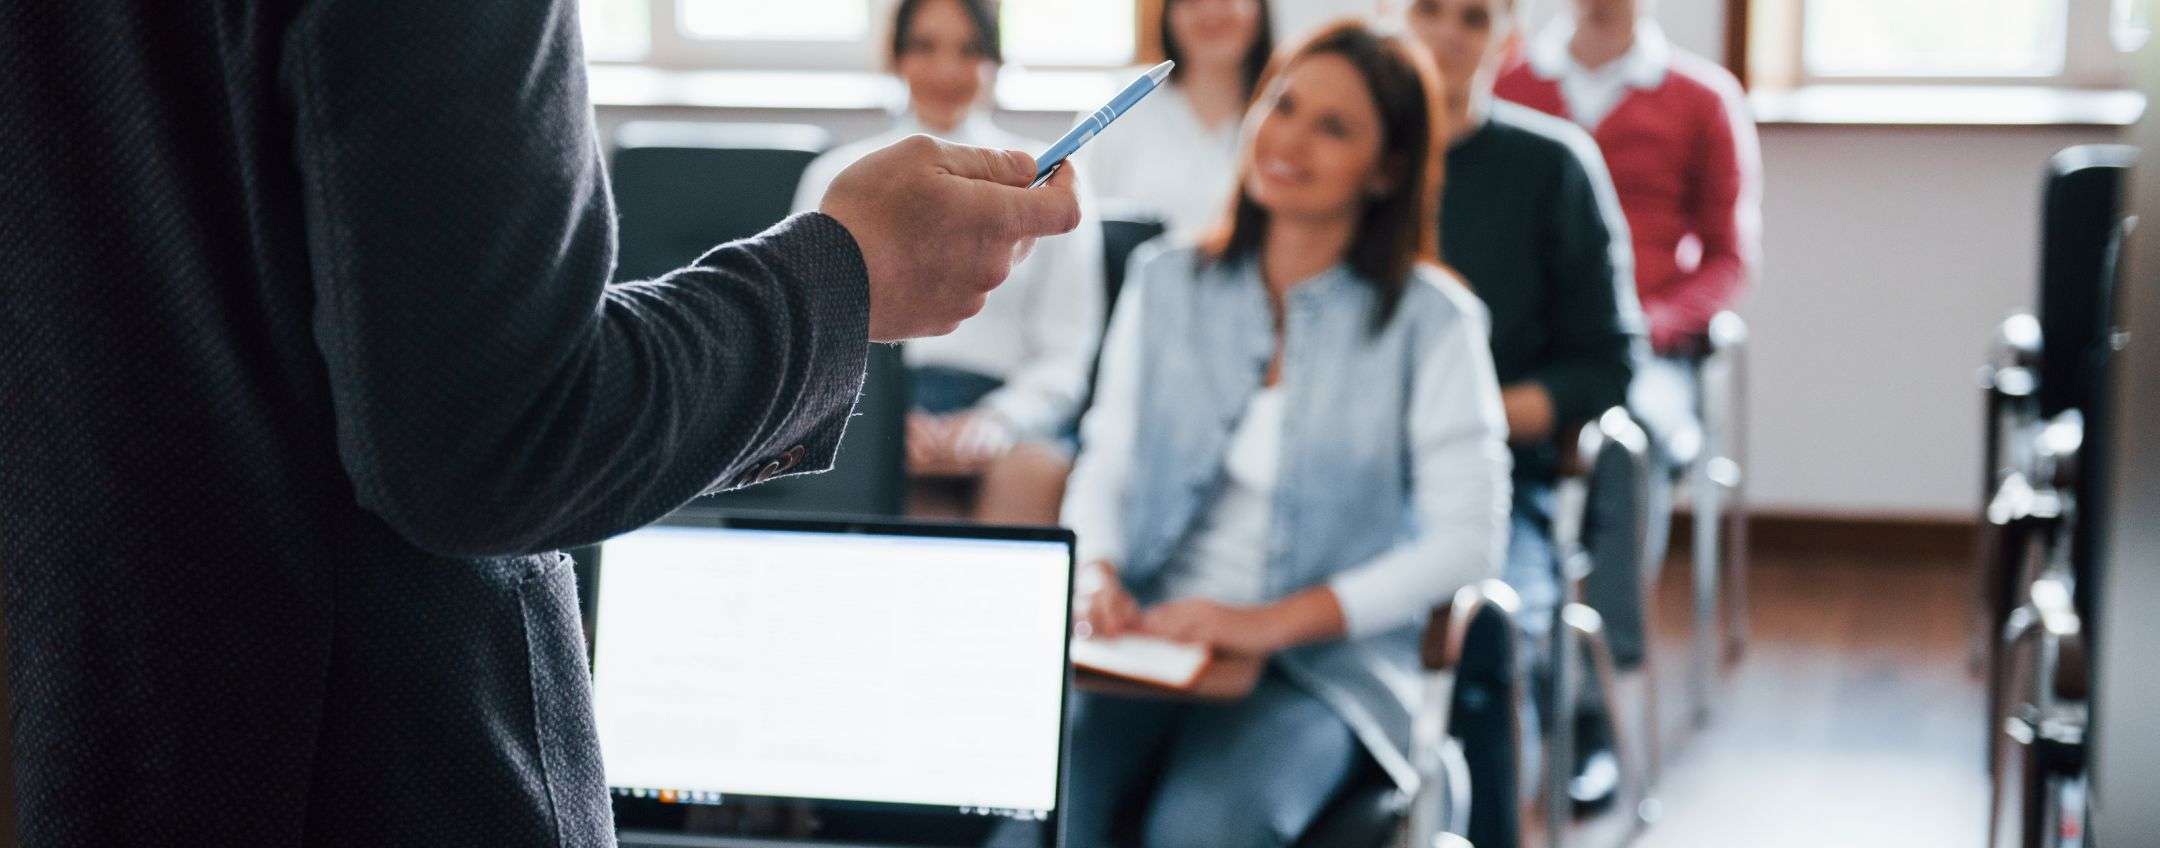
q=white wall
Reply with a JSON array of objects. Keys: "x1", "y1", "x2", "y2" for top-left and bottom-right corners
[
  {"x1": 1748, "y1": 123, "x2": 2120, "y2": 518},
  {"x1": 592, "y1": 0, "x2": 2128, "y2": 520}
]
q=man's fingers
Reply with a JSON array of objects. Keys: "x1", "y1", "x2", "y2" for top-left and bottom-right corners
[
  {"x1": 976, "y1": 167, "x2": 1082, "y2": 241},
  {"x1": 935, "y1": 140, "x2": 1038, "y2": 187}
]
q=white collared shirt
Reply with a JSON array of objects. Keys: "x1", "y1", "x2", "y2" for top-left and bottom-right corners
[
  {"x1": 1079, "y1": 83, "x2": 1243, "y2": 237},
  {"x1": 1527, "y1": 17, "x2": 1673, "y2": 131},
  {"x1": 792, "y1": 113, "x2": 1106, "y2": 438}
]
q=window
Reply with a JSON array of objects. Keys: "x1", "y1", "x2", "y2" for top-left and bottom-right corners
[
  {"x1": 581, "y1": 0, "x2": 1141, "y2": 70},
  {"x1": 681, "y1": 0, "x2": 873, "y2": 41},
  {"x1": 1748, "y1": 0, "x2": 2129, "y2": 89},
  {"x1": 1803, "y1": 0, "x2": 2066, "y2": 79}
]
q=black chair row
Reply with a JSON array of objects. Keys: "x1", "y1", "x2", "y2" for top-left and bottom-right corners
[{"x1": 1978, "y1": 144, "x2": 2133, "y2": 848}]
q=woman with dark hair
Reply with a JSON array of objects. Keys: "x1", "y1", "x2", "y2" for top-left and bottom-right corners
[
  {"x1": 1083, "y1": 0, "x2": 1273, "y2": 235},
  {"x1": 1060, "y1": 20, "x2": 1510, "y2": 847},
  {"x1": 794, "y1": 0, "x2": 1104, "y2": 523}
]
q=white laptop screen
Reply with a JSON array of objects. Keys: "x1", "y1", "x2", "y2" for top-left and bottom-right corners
[{"x1": 592, "y1": 518, "x2": 1073, "y2": 838}]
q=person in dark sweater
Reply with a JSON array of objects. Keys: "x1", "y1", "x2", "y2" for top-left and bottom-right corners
[
  {"x1": 1408, "y1": 0, "x2": 1639, "y2": 641},
  {"x1": 1405, "y1": 0, "x2": 1644, "y2": 821},
  {"x1": 0, "y1": 2, "x2": 1079, "y2": 846}
]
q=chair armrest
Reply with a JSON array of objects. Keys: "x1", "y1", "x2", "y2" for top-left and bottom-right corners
[
  {"x1": 2027, "y1": 575, "x2": 2087, "y2": 703},
  {"x1": 2034, "y1": 411, "x2": 2084, "y2": 493},
  {"x1": 1707, "y1": 311, "x2": 1749, "y2": 355},
  {"x1": 1421, "y1": 580, "x2": 1524, "y2": 671}
]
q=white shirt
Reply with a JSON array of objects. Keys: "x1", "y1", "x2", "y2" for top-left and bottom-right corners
[
  {"x1": 1156, "y1": 386, "x2": 1283, "y2": 606},
  {"x1": 1079, "y1": 84, "x2": 1243, "y2": 238},
  {"x1": 792, "y1": 114, "x2": 1106, "y2": 438},
  {"x1": 1527, "y1": 17, "x2": 1674, "y2": 131}
]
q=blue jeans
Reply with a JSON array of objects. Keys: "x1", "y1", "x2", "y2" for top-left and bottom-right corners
[
  {"x1": 912, "y1": 365, "x2": 1004, "y2": 415},
  {"x1": 1064, "y1": 671, "x2": 1364, "y2": 848}
]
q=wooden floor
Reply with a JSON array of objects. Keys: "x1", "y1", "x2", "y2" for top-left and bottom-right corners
[{"x1": 1584, "y1": 548, "x2": 1989, "y2": 848}]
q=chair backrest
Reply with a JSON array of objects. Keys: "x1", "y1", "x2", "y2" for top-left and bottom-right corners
[
  {"x1": 695, "y1": 343, "x2": 910, "y2": 518},
  {"x1": 2036, "y1": 145, "x2": 2135, "y2": 418},
  {"x1": 1447, "y1": 595, "x2": 1527, "y2": 848},
  {"x1": 1077, "y1": 216, "x2": 1169, "y2": 424},
  {"x1": 1099, "y1": 216, "x2": 1168, "y2": 323},
  {"x1": 2072, "y1": 219, "x2": 2130, "y2": 638},
  {"x1": 609, "y1": 121, "x2": 833, "y2": 282}
]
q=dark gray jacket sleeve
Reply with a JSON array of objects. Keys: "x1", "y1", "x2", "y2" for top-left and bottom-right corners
[
  {"x1": 281, "y1": 0, "x2": 870, "y2": 558},
  {"x1": 1530, "y1": 139, "x2": 1640, "y2": 428}
]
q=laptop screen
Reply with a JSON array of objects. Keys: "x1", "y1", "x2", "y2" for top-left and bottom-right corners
[{"x1": 591, "y1": 513, "x2": 1074, "y2": 847}]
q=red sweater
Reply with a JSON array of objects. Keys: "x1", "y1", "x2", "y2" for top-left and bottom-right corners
[{"x1": 1497, "y1": 50, "x2": 1761, "y2": 353}]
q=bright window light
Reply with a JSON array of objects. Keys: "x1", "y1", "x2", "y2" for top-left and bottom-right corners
[
  {"x1": 1002, "y1": 0, "x2": 1136, "y2": 67},
  {"x1": 580, "y1": 0, "x2": 652, "y2": 61},
  {"x1": 1804, "y1": 0, "x2": 2068, "y2": 78},
  {"x1": 680, "y1": 0, "x2": 873, "y2": 41}
]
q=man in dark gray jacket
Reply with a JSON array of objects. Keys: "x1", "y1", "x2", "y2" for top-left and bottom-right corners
[{"x1": 0, "y1": 1, "x2": 1080, "y2": 845}]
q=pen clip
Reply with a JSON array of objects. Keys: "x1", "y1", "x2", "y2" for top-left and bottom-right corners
[{"x1": 1030, "y1": 160, "x2": 1064, "y2": 189}]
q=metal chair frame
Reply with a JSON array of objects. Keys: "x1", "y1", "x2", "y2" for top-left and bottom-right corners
[
  {"x1": 1987, "y1": 411, "x2": 2090, "y2": 848},
  {"x1": 1546, "y1": 408, "x2": 1661, "y2": 846},
  {"x1": 1684, "y1": 312, "x2": 1750, "y2": 727}
]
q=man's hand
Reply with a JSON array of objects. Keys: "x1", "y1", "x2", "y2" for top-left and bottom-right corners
[
  {"x1": 1501, "y1": 382, "x2": 1556, "y2": 446},
  {"x1": 906, "y1": 410, "x2": 1018, "y2": 476},
  {"x1": 819, "y1": 135, "x2": 1083, "y2": 342}
]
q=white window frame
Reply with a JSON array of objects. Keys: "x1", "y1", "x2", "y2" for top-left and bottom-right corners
[
  {"x1": 590, "y1": 0, "x2": 1141, "y2": 72},
  {"x1": 1788, "y1": 0, "x2": 2129, "y2": 89}
]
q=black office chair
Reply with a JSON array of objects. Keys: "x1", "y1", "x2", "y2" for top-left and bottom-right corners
[
  {"x1": 1293, "y1": 580, "x2": 1522, "y2": 848},
  {"x1": 1978, "y1": 145, "x2": 2131, "y2": 772},
  {"x1": 1987, "y1": 410, "x2": 2090, "y2": 848},
  {"x1": 1077, "y1": 216, "x2": 1170, "y2": 416},
  {"x1": 1548, "y1": 408, "x2": 1660, "y2": 842},
  {"x1": 1099, "y1": 216, "x2": 1168, "y2": 320},
  {"x1": 1982, "y1": 147, "x2": 2133, "y2": 848},
  {"x1": 609, "y1": 121, "x2": 833, "y2": 281}
]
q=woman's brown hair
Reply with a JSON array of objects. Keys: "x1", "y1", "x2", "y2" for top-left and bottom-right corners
[{"x1": 1200, "y1": 19, "x2": 1449, "y2": 329}]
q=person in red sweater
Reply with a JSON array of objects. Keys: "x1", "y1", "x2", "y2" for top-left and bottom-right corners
[{"x1": 1495, "y1": 0, "x2": 1760, "y2": 466}]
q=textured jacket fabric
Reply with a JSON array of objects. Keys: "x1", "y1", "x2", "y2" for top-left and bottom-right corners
[
  {"x1": 1062, "y1": 241, "x2": 1511, "y2": 790},
  {"x1": 0, "y1": 2, "x2": 870, "y2": 845}
]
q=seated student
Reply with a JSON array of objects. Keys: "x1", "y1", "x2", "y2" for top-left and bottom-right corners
[
  {"x1": 1059, "y1": 21, "x2": 1511, "y2": 847},
  {"x1": 1494, "y1": 0, "x2": 1762, "y2": 469},
  {"x1": 1084, "y1": 0, "x2": 1274, "y2": 237},
  {"x1": 1405, "y1": 0, "x2": 1641, "y2": 808},
  {"x1": 792, "y1": 0, "x2": 1104, "y2": 524}
]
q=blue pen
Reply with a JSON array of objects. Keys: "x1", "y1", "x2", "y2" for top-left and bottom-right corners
[{"x1": 1032, "y1": 60, "x2": 1175, "y2": 187}]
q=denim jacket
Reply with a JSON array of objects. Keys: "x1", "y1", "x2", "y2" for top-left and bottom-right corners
[{"x1": 1063, "y1": 241, "x2": 1512, "y2": 789}]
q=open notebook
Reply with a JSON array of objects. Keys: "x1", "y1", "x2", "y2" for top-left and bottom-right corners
[{"x1": 1070, "y1": 635, "x2": 1212, "y2": 690}]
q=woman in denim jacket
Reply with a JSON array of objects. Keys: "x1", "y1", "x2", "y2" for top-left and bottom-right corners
[{"x1": 1060, "y1": 20, "x2": 1512, "y2": 847}]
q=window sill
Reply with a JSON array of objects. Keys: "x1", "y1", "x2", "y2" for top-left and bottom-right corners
[
  {"x1": 1749, "y1": 85, "x2": 2145, "y2": 128},
  {"x1": 585, "y1": 64, "x2": 1125, "y2": 115}
]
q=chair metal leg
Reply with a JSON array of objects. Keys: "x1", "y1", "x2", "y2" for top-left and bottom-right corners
[
  {"x1": 1564, "y1": 604, "x2": 1655, "y2": 832},
  {"x1": 1407, "y1": 664, "x2": 1471, "y2": 847},
  {"x1": 1988, "y1": 605, "x2": 2039, "y2": 848},
  {"x1": 1635, "y1": 533, "x2": 1665, "y2": 800},
  {"x1": 1688, "y1": 452, "x2": 1719, "y2": 729},
  {"x1": 1543, "y1": 591, "x2": 1575, "y2": 848},
  {"x1": 1722, "y1": 339, "x2": 1751, "y2": 662}
]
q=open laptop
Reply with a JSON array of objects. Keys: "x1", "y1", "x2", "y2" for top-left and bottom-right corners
[{"x1": 588, "y1": 510, "x2": 1076, "y2": 848}]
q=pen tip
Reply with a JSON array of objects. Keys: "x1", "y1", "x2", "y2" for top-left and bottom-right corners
[{"x1": 1148, "y1": 60, "x2": 1174, "y2": 82}]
